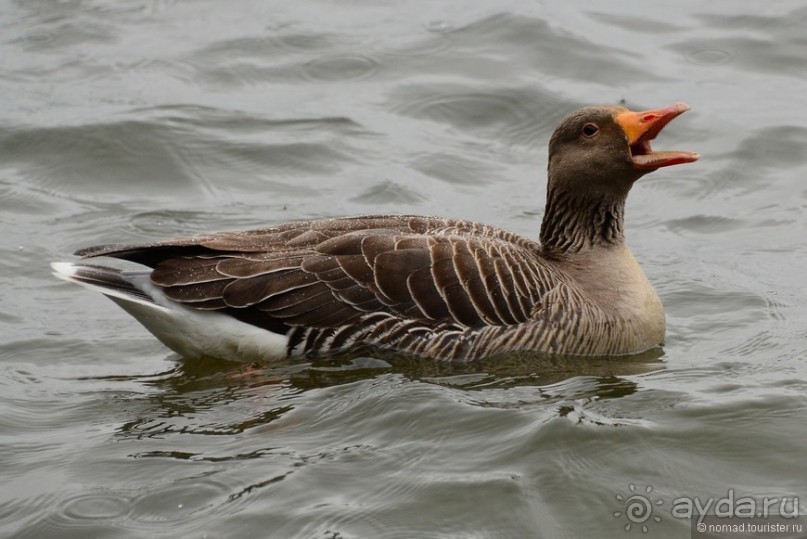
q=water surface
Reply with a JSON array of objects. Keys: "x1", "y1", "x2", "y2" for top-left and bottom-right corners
[{"x1": 2, "y1": 1, "x2": 806, "y2": 538}]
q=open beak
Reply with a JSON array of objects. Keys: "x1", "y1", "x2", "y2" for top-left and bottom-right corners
[{"x1": 615, "y1": 102, "x2": 700, "y2": 170}]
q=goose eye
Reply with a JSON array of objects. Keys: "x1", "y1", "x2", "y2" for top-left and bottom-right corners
[{"x1": 582, "y1": 123, "x2": 599, "y2": 137}]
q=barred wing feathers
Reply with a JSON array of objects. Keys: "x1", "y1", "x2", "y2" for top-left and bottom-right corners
[{"x1": 77, "y1": 215, "x2": 566, "y2": 356}]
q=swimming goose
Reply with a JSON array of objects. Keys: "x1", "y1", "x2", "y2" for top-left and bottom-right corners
[{"x1": 52, "y1": 102, "x2": 698, "y2": 362}]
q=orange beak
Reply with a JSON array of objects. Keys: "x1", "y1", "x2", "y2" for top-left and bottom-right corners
[{"x1": 615, "y1": 102, "x2": 700, "y2": 170}]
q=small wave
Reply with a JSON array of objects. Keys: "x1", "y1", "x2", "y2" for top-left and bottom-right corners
[{"x1": 388, "y1": 83, "x2": 574, "y2": 147}]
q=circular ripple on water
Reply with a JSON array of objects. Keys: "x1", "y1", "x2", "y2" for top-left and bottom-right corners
[
  {"x1": 61, "y1": 493, "x2": 132, "y2": 521},
  {"x1": 687, "y1": 49, "x2": 734, "y2": 65},
  {"x1": 394, "y1": 91, "x2": 521, "y2": 128},
  {"x1": 274, "y1": 31, "x2": 360, "y2": 53},
  {"x1": 129, "y1": 481, "x2": 227, "y2": 526},
  {"x1": 301, "y1": 53, "x2": 380, "y2": 83}
]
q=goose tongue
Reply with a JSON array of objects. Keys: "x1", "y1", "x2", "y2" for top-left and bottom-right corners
[{"x1": 615, "y1": 102, "x2": 700, "y2": 170}]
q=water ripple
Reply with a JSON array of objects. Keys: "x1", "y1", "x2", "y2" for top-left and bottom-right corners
[
  {"x1": 664, "y1": 281, "x2": 770, "y2": 341},
  {"x1": 61, "y1": 493, "x2": 131, "y2": 522},
  {"x1": 587, "y1": 12, "x2": 686, "y2": 33},
  {"x1": 128, "y1": 210, "x2": 231, "y2": 237},
  {"x1": 0, "y1": 108, "x2": 369, "y2": 207},
  {"x1": 273, "y1": 31, "x2": 362, "y2": 54},
  {"x1": 446, "y1": 13, "x2": 661, "y2": 84},
  {"x1": 3, "y1": 2, "x2": 807, "y2": 538},
  {"x1": 0, "y1": 121, "x2": 200, "y2": 196},
  {"x1": 388, "y1": 84, "x2": 574, "y2": 146},
  {"x1": 671, "y1": 36, "x2": 807, "y2": 75},
  {"x1": 382, "y1": 28, "x2": 455, "y2": 58},
  {"x1": 686, "y1": 49, "x2": 733, "y2": 66},
  {"x1": 188, "y1": 31, "x2": 374, "y2": 87},
  {"x1": 669, "y1": 7, "x2": 807, "y2": 77},
  {"x1": 350, "y1": 179, "x2": 426, "y2": 205},
  {"x1": 666, "y1": 214, "x2": 746, "y2": 235},
  {"x1": 128, "y1": 480, "x2": 227, "y2": 526},
  {"x1": 13, "y1": 20, "x2": 116, "y2": 51},
  {"x1": 302, "y1": 54, "x2": 380, "y2": 83},
  {"x1": 702, "y1": 125, "x2": 807, "y2": 198},
  {"x1": 410, "y1": 152, "x2": 497, "y2": 186}
]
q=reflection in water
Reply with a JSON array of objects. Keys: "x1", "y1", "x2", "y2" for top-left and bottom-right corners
[
  {"x1": 294, "y1": 347, "x2": 661, "y2": 393},
  {"x1": 111, "y1": 360, "x2": 298, "y2": 439},
  {"x1": 60, "y1": 351, "x2": 662, "y2": 539},
  {"x1": 99, "y1": 348, "x2": 661, "y2": 445}
]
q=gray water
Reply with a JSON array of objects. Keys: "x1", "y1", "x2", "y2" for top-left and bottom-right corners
[{"x1": 2, "y1": 1, "x2": 807, "y2": 538}]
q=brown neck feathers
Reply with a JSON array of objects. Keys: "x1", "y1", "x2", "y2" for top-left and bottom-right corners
[{"x1": 539, "y1": 186, "x2": 626, "y2": 253}]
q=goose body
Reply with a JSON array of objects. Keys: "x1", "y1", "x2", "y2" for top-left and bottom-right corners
[{"x1": 52, "y1": 102, "x2": 698, "y2": 362}]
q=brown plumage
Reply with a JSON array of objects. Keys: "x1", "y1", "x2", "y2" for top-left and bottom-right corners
[{"x1": 52, "y1": 102, "x2": 698, "y2": 362}]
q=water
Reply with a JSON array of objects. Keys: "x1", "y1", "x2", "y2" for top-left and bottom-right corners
[{"x1": 2, "y1": 1, "x2": 807, "y2": 538}]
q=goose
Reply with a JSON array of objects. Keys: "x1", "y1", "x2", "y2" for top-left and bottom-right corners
[{"x1": 52, "y1": 102, "x2": 698, "y2": 362}]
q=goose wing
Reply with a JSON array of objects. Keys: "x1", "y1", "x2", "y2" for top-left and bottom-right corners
[{"x1": 77, "y1": 215, "x2": 559, "y2": 331}]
